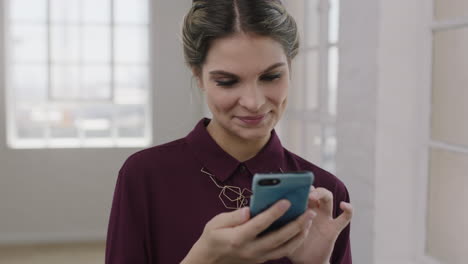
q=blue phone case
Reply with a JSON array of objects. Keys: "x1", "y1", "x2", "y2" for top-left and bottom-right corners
[{"x1": 250, "y1": 171, "x2": 314, "y2": 234}]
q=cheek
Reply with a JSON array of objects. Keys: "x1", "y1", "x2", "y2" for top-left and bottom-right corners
[
  {"x1": 206, "y1": 89, "x2": 239, "y2": 113},
  {"x1": 268, "y1": 80, "x2": 289, "y2": 106}
]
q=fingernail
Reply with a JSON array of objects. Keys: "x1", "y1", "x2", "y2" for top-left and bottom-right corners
[{"x1": 278, "y1": 200, "x2": 291, "y2": 210}]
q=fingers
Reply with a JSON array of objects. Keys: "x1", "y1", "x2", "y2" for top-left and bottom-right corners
[
  {"x1": 240, "y1": 200, "x2": 291, "y2": 239},
  {"x1": 308, "y1": 188, "x2": 333, "y2": 211},
  {"x1": 309, "y1": 185, "x2": 315, "y2": 193},
  {"x1": 308, "y1": 188, "x2": 353, "y2": 231},
  {"x1": 307, "y1": 185, "x2": 315, "y2": 208},
  {"x1": 254, "y1": 209, "x2": 315, "y2": 251},
  {"x1": 335, "y1": 202, "x2": 353, "y2": 230},
  {"x1": 259, "y1": 222, "x2": 311, "y2": 261},
  {"x1": 208, "y1": 207, "x2": 250, "y2": 229}
]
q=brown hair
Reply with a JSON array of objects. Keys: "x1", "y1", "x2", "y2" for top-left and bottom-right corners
[{"x1": 182, "y1": 0, "x2": 299, "y2": 74}]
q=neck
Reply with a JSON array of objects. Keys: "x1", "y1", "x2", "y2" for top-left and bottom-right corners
[{"x1": 206, "y1": 119, "x2": 270, "y2": 162}]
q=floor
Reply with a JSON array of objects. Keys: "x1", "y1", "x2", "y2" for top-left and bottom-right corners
[{"x1": 0, "y1": 241, "x2": 105, "y2": 264}]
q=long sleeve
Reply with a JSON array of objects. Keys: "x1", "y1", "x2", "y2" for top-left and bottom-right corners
[{"x1": 105, "y1": 158, "x2": 149, "y2": 264}]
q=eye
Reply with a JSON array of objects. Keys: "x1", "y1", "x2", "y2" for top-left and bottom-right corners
[
  {"x1": 260, "y1": 73, "x2": 281, "y2": 82},
  {"x1": 215, "y1": 79, "x2": 238, "y2": 87}
]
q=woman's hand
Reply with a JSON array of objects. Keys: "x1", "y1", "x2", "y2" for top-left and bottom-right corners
[
  {"x1": 181, "y1": 200, "x2": 316, "y2": 264},
  {"x1": 288, "y1": 187, "x2": 353, "y2": 264}
]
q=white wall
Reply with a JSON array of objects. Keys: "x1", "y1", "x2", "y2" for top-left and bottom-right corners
[
  {"x1": 337, "y1": 0, "x2": 432, "y2": 263},
  {"x1": 0, "y1": 0, "x2": 202, "y2": 244},
  {"x1": 336, "y1": 0, "x2": 379, "y2": 262},
  {"x1": 374, "y1": 0, "x2": 431, "y2": 263}
]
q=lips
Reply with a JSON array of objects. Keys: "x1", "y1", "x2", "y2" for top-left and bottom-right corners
[
  {"x1": 237, "y1": 113, "x2": 269, "y2": 125},
  {"x1": 239, "y1": 114, "x2": 266, "y2": 120}
]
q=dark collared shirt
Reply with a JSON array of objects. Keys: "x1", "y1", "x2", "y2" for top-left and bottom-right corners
[{"x1": 106, "y1": 118, "x2": 351, "y2": 264}]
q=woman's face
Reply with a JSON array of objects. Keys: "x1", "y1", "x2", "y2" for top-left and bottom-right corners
[{"x1": 197, "y1": 32, "x2": 290, "y2": 142}]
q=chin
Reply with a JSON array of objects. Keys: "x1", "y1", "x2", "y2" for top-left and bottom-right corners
[{"x1": 234, "y1": 125, "x2": 273, "y2": 142}]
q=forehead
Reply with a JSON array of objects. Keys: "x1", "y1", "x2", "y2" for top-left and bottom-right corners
[{"x1": 203, "y1": 32, "x2": 288, "y2": 74}]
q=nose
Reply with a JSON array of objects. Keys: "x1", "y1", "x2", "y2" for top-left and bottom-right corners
[{"x1": 238, "y1": 82, "x2": 266, "y2": 112}]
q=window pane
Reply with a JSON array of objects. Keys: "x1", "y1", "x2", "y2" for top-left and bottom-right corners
[
  {"x1": 322, "y1": 126, "x2": 336, "y2": 173},
  {"x1": 305, "y1": 50, "x2": 319, "y2": 110},
  {"x1": 51, "y1": 65, "x2": 80, "y2": 99},
  {"x1": 11, "y1": 65, "x2": 48, "y2": 102},
  {"x1": 306, "y1": 0, "x2": 320, "y2": 47},
  {"x1": 52, "y1": 65, "x2": 112, "y2": 100},
  {"x1": 10, "y1": 0, "x2": 47, "y2": 22},
  {"x1": 79, "y1": 105, "x2": 113, "y2": 138},
  {"x1": 15, "y1": 105, "x2": 46, "y2": 139},
  {"x1": 115, "y1": 27, "x2": 148, "y2": 63},
  {"x1": 115, "y1": 0, "x2": 149, "y2": 24},
  {"x1": 432, "y1": 27, "x2": 468, "y2": 147},
  {"x1": 115, "y1": 66, "x2": 148, "y2": 104},
  {"x1": 82, "y1": 66, "x2": 111, "y2": 100},
  {"x1": 329, "y1": 0, "x2": 340, "y2": 43},
  {"x1": 51, "y1": 25, "x2": 80, "y2": 63},
  {"x1": 435, "y1": 0, "x2": 468, "y2": 21},
  {"x1": 83, "y1": 0, "x2": 110, "y2": 24},
  {"x1": 49, "y1": 107, "x2": 79, "y2": 138},
  {"x1": 8, "y1": 0, "x2": 151, "y2": 148},
  {"x1": 328, "y1": 46, "x2": 339, "y2": 116},
  {"x1": 50, "y1": 0, "x2": 80, "y2": 23},
  {"x1": 11, "y1": 25, "x2": 47, "y2": 63},
  {"x1": 427, "y1": 149, "x2": 468, "y2": 264},
  {"x1": 83, "y1": 26, "x2": 111, "y2": 63},
  {"x1": 117, "y1": 105, "x2": 146, "y2": 138}
]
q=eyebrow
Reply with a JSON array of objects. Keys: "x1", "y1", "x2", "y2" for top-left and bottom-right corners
[{"x1": 208, "y1": 62, "x2": 286, "y2": 77}]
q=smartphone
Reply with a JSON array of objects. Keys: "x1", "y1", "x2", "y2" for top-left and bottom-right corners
[{"x1": 249, "y1": 171, "x2": 314, "y2": 234}]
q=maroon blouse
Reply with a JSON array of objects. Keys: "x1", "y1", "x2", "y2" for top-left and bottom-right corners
[{"x1": 105, "y1": 118, "x2": 352, "y2": 264}]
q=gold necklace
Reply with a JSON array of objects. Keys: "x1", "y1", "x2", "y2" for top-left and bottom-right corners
[{"x1": 201, "y1": 167, "x2": 252, "y2": 210}]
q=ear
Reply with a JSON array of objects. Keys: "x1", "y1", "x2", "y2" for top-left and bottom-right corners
[{"x1": 191, "y1": 67, "x2": 205, "y2": 91}]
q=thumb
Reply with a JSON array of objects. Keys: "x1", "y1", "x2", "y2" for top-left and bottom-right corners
[
  {"x1": 335, "y1": 202, "x2": 353, "y2": 230},
  {"x1": 210, "y1": 207, "x2": 251, "y2": 229}
]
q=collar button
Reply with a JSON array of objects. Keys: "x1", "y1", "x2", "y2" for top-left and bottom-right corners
[{"x1": 240, "y1": 164, "x2": 246, "y2": 172}]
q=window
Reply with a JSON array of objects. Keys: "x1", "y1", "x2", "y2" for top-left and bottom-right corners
[
  {"x1": 279, "y1": 0, "x2": 340, "y2": 173},
  {"x1": 425, "y1": 1, "x2": 468, "y2": 263},
  {"x1": 5, "y1": 0, "x2": 151, "y2": 148}
]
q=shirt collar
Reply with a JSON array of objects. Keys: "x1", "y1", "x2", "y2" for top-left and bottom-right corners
[{"x1": 185, "y1": 118, "x2": 285, "y2": 182}]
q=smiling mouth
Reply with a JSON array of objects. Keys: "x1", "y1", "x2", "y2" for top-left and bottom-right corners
[
  {"x1": 236, "y1": 112, "x2": 269, "y2": 125},
  {"x1": 239, "y1": 114, "x2": 266, "y2": 120}
]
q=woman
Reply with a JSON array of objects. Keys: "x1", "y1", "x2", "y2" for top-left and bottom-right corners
[{"x1": 105, "y1": 0, "x2": 353, "y2": 263}]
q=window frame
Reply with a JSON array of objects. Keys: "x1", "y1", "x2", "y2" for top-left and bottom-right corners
[
  {"x1": 280, "y1": 0, "x2": 339, "y2": 173},
  {"x1": 4, "y1": 0, "x2": 153, "y2": 149},
  {"x1": 416, "y1": 1, "x2": 468, "y2": 263}
]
